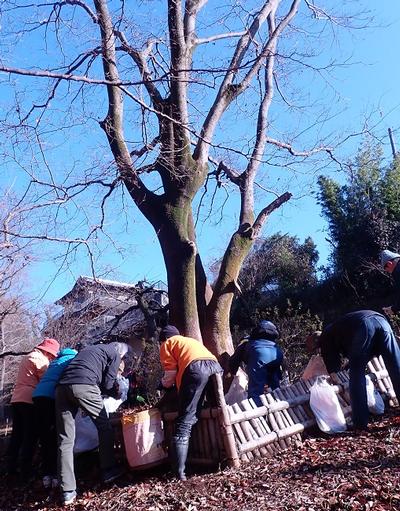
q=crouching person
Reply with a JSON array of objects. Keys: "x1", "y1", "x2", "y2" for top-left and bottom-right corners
[
  {"x1": 55, "y1": 341, "x2": 128, "y2": 506},
  {"x1": 228, "y1": 320, "x2": 283, "y2": 406},
  {"x1": 159, "y1": 325, "x2": 222, "y2": 481}
]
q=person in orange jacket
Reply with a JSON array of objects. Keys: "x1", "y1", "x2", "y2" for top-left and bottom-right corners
[
  {"x1": 159, "y1": 325, "x2": 222, "y2": 480},
  {"x1": 6, "y1": 338, "x2": 60, "y2": 480}
]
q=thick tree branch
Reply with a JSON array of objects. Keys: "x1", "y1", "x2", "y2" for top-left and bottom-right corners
[
  {"x1": 168, "y1": 0, "x2": 189, "y2": 127},
  {"x1": 93, "y1": 0, "x2": 157, "y2": 217},
  {"x1": 252, "y1": 191, "x2": 292, "y2": 238},
  {"x1": 193, "y1": 0, "x2": 275, "y2": 163},
  {"x1": 195, "y1": 31, "x2": 247, "y2": 45}
]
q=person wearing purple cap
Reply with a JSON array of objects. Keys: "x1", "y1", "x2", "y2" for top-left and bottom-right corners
[
  {"x1": 6, "y1": 338, "x2": 60, "y2": 480},
  {"x1": 380, "y1": 249, "x2": 400, "y2": 316}
]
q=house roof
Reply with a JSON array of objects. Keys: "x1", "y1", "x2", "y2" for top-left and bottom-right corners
[{"x1": 56, "y1": 275, "x2": 167, "y2": 305}]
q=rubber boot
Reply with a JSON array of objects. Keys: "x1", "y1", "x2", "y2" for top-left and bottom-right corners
[{"x1": 171, "y1": 436, "x2": 189, "y2": 481}]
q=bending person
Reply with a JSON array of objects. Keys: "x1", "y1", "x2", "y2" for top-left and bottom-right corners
[
  {"x1": 6, "y1": 338, "x2": 60, "y2": 480},
  {"x1": 55, "y1": 341, "x2": 128, "y2": 506},
  {"x1": 32, "y1": 347, "x2": 77, "y2": 489},
  {"x1": 229, "y1": 320, "x2": 283, "y2": 406},
  {"x1": 159, "y1": 325, "x2": 222, "y2": 481},
  {"x1": 306, "y1": 310, "x2": 400, "y2": 430}
]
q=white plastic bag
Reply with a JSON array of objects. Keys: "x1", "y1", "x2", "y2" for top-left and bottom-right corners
[
  {"x1": 224, "y1": 368, "x2": 248, "y2": 405},
  {"x1": 103, "y1": 376, "x2": 130, "y2": 414},
  {"x1": 366, "y1": 375, "x2": 385, "y2": 415},
  {"x1": 309, "y1": 376, "x2": 347, "y2": 434},
  {"x1": 302, "y1": 354, "x2": 328, "y2": 380}
]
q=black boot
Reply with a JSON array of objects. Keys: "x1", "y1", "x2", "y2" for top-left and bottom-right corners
[{"x1": 171, "y1": 436, "x2": 189, "y2": 481}]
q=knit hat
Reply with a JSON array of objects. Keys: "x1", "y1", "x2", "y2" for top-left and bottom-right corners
[
  {"x1": 380, "y1": 249, "x2": 400, "y2": 268},
  {"x1": 37, "y1": 338, "x2": 60, "y2": 358},
  {"x1": 250, "y1": 320, "x2": 279, "y2": 340},
  {"x1": 159, "y1": 325, "x2": 180, "y2": 343}
]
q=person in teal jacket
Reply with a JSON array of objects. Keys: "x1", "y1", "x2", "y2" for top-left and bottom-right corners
[{"x1": 32, "y1": 347, "x2": 77, "y2": 489}]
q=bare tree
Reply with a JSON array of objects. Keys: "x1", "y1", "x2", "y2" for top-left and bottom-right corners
[
  {"x1": 0, "y1": 1, "x2": 369, "y2": 358},
  {"x1": 0, "y1": 199, "x2": 39, "y2": 410}
]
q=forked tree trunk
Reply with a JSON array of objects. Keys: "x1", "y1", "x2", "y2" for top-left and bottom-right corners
[
  {"x1": 203, "y1": 231, "x2": 253, "y2": 360},
  {"x1": 153, "y1": 199, "x2": 202, "y2": 342}
]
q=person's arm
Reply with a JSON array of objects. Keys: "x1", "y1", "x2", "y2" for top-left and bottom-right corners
[
  {"x1": 320, "y1": 333, "x2": 342, "y2": 374},
  {"x1": 228, "y1": 341, "x2": 247, "y2": 375},
  {"x1": 160, "y1": 341, "x2": 177, "y2": 388},
  {"x1": 389, "y1": 265, "x2": 400, "y2": 314},
  {"x1": 102, "y1": 352, "x2": 120, "y2": 395}
]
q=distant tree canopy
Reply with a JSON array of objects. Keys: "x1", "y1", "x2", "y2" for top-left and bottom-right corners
[
  {"x1": 232, "y1": 140, "x2": 400, "y2": 343},
  {"x1": 231, "y1": 233, "x2": 319, "y2": 330},
  {"x1": 318, "y1": 141, "x2": 400, "y2": 276},
  {"x1": 317, "y1": 140, "x2": 400, "y2": 305}
]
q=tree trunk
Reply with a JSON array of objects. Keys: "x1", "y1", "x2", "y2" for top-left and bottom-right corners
[
  {"x1": 155, "y1": 200, "x2": 202, "y2": 342},
  {"x1": 203, "y1": 230, "x2": 253, "y2": 361}
]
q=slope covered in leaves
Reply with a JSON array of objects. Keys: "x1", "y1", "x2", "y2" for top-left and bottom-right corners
[{"x1": 1, "y1": 412, "x2": 399, "y2": 511}]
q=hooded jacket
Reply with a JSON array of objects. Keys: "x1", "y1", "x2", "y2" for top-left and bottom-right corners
[
  {"x1": 33, "y1": 347, "x2": 77, "y2": 400},
  {"x1": 11, "y1": 348, "x2": 55, "y2": 404},
  {"x1": 58, "y1": 343, "x2": 122, "y2": 394}
]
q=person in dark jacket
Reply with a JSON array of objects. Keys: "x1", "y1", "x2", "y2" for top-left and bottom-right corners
[
  {"x1": 33, "y1": 347, "x2": 77, "y2": 489},
  {"x1": 380, "y1": 249, "x2": 400, "y2": 316},
  {"x1": 306, "y1": 310, "x2": 400, "y2": 430},
  {"x1": 55, "y1": 342, "x2": 128, "y2": 506},
  {"x1": 229, "y1": 320, "x2": 283, "y2": 407}
]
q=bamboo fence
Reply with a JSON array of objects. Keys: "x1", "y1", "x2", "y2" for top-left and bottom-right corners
[{"x1": 160, "y1": 356, "x2": 397, "y2": 469}]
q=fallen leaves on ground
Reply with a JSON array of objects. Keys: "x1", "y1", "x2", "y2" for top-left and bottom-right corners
[{"x1": 1, "y1": 412, "x2": 400, "y2": 510}]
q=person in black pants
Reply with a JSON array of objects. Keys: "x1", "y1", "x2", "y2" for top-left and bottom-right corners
[
  {"x1": 6, "y1": 338, "x2": 60, "y2": 480},
  {"x1": 55, "y1": 342, "x2": 128, "y2": 506},
  {"x1": 306, "y1": 310, "x2": 400, "y2": 430},
  {"x1": 159, "y1": 325, "x2": 222, "y2": 480},
  {"x1": 32, "y1": 347, "x2": 77, "y2": 488}
]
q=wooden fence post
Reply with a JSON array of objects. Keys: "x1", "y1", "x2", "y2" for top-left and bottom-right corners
[{"x1": 212, "y1": 373, "x2": 240, "y2": 468}]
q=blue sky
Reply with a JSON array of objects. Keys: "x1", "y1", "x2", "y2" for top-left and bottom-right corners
[{"x1": 1, "y1": 1, "x2": 399, "y2": 308}]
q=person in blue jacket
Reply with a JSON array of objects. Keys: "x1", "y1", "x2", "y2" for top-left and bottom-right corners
[
  {"x1": 32, "y1": 347, "x2": 78, "y2": 489},
  {"x1": 228, "y1": 320, "x2": 284, "y2": 406}
]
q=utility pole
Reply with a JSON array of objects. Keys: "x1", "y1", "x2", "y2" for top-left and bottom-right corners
[{"x1": 388, "y1": 127, "x2": 397, "y2": 159}]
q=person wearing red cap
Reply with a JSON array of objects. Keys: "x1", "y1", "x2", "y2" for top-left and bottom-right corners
[{"x1": 6, "y1": 338, "x2": 60, "y2": 480}]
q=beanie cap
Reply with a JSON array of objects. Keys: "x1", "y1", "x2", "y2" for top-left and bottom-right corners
[
  {"x1": 250, "y1": 320, "x2": 279, "y2": 340},
  {"x1": 159, "y1": 325, "x2": 180, "y2": 343},
  {"x1": 380, "y1": 249, "x2": 400, "y2": 268},
  {"x1": 37, "y1": 338, "x2": 60, "y2": 358}
]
